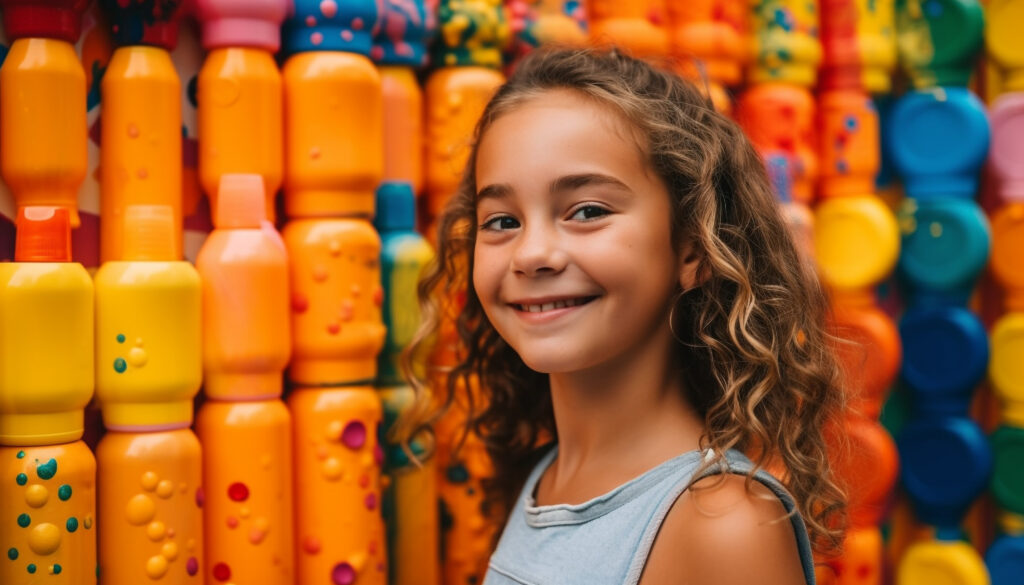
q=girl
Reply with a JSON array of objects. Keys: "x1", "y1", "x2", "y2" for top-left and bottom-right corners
[{"x1": 405, "y1": 47, "x2": 846, "y2": 585}]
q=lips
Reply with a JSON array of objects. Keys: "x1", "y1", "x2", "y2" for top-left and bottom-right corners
[{"x1": 510, "y1": 296, "x2": 597, "y2": 313}]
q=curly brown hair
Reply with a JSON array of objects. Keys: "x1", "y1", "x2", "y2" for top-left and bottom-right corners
[{"x1": 400, "y1": 46, "x2": 847, "y2": 556}]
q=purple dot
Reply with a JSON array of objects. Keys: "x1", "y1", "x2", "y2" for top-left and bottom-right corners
[
  {"x1": 195, "y1": 487, "x2": 205, "y2": 508},
  {"x1": 341, "y1": 421, "x2": 366, "y2": 450},
  {"x1": 373, "y1": 444, "x2": 384, "y2": 465},
  {"x1": 365, "y1": 493, "x2": 377, "y2": 510},
  {"x1": 186, "y1": 557, "x2": 199, "y2": 576},
  {"x1": 332, "y1": 562, "x2": 356, "y2": 585}
]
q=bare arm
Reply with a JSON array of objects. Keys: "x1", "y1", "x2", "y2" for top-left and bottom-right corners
[{"x1": 639, "y1": 473, "x2": 806, "y2": 585}]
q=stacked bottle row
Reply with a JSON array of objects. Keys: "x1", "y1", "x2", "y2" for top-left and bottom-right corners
[
  {"x1": 982, "y1": 1, "x2": 1024, "y2": 582},
  {"x1": 883, "y1": 2, "x2": 996, "y2": 584}
]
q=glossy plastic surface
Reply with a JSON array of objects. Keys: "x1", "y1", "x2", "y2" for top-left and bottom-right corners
[
  {"x1": 899, "y1": 306, "x2": 989, "y2": 408},
  {"x1": 813, "y1": 195, "x2": 900, "y2": 291},
  {"x1": 194, "y1": 0, "x2": 287, "y2": 51},
  {"x1": 895, "y1": 0, "x2": 985, "y2": 88},
  {"x1": 282, "y1": 0, "x2": 380, "y2": 56}
]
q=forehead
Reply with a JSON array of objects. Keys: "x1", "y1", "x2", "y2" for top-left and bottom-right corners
[{"x1": 475, "y1": 90, "x2": 649, "y2": 185}]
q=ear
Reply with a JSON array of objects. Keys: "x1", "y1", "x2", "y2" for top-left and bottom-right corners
[{"x1": 678, "y1": 242, "x2": 706, "y2": 291}]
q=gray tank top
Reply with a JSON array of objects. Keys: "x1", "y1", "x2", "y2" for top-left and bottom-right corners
[{"x1": 484, "y1": 446, "x2": 816, "y2": 585}]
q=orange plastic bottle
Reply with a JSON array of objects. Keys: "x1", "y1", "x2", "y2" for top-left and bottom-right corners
[
  {"x1": 817, "y1": 89, "x2": 880, "y2": 199},
  {"x1": 586, "y1": 0, "x2": 669, "y2": 58},
  {"x1": 195, "y1": 400, "x2": 294, "y2": 585},
  {"x1": 281, "y1": 0, "x2": 383, "y2": 219},
  {"x1": 666, "y1": 0, "x2": 747, "y2": 86},
  {"x1": 196, "y1": 0, "x2": 288, "y2": 222},
  {"x1": 196, "y1": 174, "x2": 290, "y2": 400}
]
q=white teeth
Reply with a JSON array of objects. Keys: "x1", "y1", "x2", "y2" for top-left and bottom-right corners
[{"x1": 518, "y1": 298, "x2": 590, "y2": 312}]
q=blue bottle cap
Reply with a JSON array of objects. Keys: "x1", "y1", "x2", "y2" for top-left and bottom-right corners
[
  {"x1": 371, "y1": 0, "x2": 435, "y2": 67},
  {"x1": 899, "y1": 305, "x2": 989, "y2": 410},
  {"x1": 885, "y1": 88, "x2": 990, "y2": 200},
  {"x1": 374, "y1": 181, "x2": 417, "y2": 233},
  {"x1": 898, "y1": 417, "x2": 993, "y2": 530},
  {"x1": 282, "y1": 0, "x2": 380, "y2": 56},
  {"x1": 897, "y1": 198, "x2": 990, "y2": 301},
  {"x1": 986, "y1": 535, "x2": 1024, "y2": 585}
]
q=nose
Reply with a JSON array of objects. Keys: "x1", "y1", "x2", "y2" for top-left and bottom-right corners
[{"x1": 510, "y1": 222, "x2": 568, "y2": 277}]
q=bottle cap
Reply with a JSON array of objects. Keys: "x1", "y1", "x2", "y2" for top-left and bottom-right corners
[
  {"x1": 990, "y1": 94, "x2": 1024, "y2": 203},
  {"x1": 103, "y1": 0, "x2": 185, "y2": 50},
  {"x1": 15, "y1": 206, "x2": 72, "y2": 262},
  {"x1": 897, "y1": 198, "x2": 990, "y2": 298},
  {"x1": 813, "y1": 195, "x2": 900, "y2": 291},
  {"x1": 371, "y1": 0, "x2": 435, "y2": 67},
  {"x1": 885, "y1": 88, "x2": 990, "y2": 200},
  {"x1": 897, "y1": 417, "x2": 993, "y2": 529},
  {"x1": 990, "y1": 313, "x2": 1024, "y2": 425},
  {"x1": 991, "y1": 204, "x2": 1024, "y2": 308},
  {"x1": 282, "y1": 0, "x2": 380, "y2": 57},
  {"x1": 374, "y1": 181, "x2": 416, "y2": 232},
  {"x1": 986, "y1": 535, "x2": 1024, "y2": 584},
  {"x1": 194, "y1": 0, "x2": 287, "y2": 51},
  {"x1": 992, "y1": 426, "x2": 1024, "y2": 516},
  {"x1": 430, "y1": 0, "x2": 509, "y2": 68},
  {"x1": 0, "y1": 0, "x2": 89, "y2": 42},
  {"x1": 122, "y1": 205, "x2": 176, "y2": 261},
  {"x1": 897, "y1": 0, "x2": 985, "y2": 88},
  {"x1": 216, "y1": 174, "x2": 266, "y2": 230},
  {"x1": 899, "y1": 305, "x2": 989, "y2": 406}
]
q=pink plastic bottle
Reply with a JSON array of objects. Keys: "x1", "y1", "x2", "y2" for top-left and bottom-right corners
[{"x1": 990, "y1": 93, "x2": 1024, "y2": 205}]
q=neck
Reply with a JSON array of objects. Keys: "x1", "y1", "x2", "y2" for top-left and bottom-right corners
[{"x1": 546, "y1": 325, "x2": 705, "y2": 477}]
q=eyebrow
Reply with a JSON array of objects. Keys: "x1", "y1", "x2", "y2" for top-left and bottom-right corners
[{"x1": 476, "y1": 173, "x2": 630, "y2": 201}]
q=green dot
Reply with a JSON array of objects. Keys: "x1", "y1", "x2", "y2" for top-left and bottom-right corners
[
  {"x1": 116, "y1": 334, "x2": 126, "y2": 343},
  {"x1": 58, "y1": 485, "x2": 72, "y2": 501},
  {"x1": 66, "y1": 517, "x2": 78, "y2": 533},
  {"x1": 16, "y1": 473, "x2": 27, "y2": 486},
  {"x1": 16, "y1": 451, "x2": 24, "y2": 459},
  {"x1": 7, "y1": 548, "x2": 17, "y2": 560},
  {"x1": 17, "y1": 514, "x2": 30, "y2": 528},
  {"x1": 113, "y1": 357, "x2": 127, "y2": 373},
  {"x1": 27, "y1": 563, "x2": 36, "y2": 574},
  {"x1": 36, "y1": 458, "x2": 57, "y2": 480},
  {"x1": 53, "y1": 564, "x2": 62, "y2": 574}
]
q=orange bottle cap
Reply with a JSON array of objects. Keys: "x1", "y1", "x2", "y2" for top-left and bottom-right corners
[
  {"x1": 14, "y1": 206, "x2": 71, "y2": 262},
  {"x1": 122, "y1": 204, "x2": 176, "y2": 261},
  {"x1": 216, "y1": 174, "x2": 267, "y2": 230}
]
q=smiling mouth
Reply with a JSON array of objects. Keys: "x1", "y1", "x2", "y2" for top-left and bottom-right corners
[{"x1": 512, "y1": 297, "x2": 597, "y2": 313}]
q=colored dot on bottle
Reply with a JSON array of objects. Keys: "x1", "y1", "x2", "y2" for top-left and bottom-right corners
[
  {"x1": 58, "y1": 485, "x2": 72, "y2": 501},
  {"x1": 36, "y1": 458, "x2": 57, "y2": 480},
  {"x1": 113, "y1": 358, "x2": 127, "y2": 373},
  {"x1": 117, "y1": 334, "x2": 125, "y2": 343},
  {"x1": 16, "y1": 451, "x2": 24, "y2": 459},
  {"x1": 186, "y1": 557, "x2": 199, "y2": 576},
  {"x1": 228, "y1": 482, "x2": 249, "y2": 502},
  {"x1": 53, "y1": 564, "x2": 62, "y2": 574},
  {"x1": 16, "y1": 473, "x2": 27, "y2": 486},
  {"x1": 7, "y1": 547, "x2": 17, "y2": 560},
  {"x1": 27, "y1": 563, "x2": 36, "y2": 574},
  {"x1": 17, "y1": 514, "x2": 30, "y2": 528},
  {"x1": 212, "y1": 562, "x2": 231, "y2": 581},
  {"x1": 66, "y1": 518, "x2": 79, "y2": 533}
]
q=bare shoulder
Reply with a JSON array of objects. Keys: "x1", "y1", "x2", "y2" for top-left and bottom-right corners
[{"x1": 638, "y1": 472, "x2": 806, "y2": 585}]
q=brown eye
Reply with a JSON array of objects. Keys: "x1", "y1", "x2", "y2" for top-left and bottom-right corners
[
  {"x1": 569, "y1": 205, "x2": 610, "y2": 221},
  {"x1": 481, "y1": 215, "x2": 521, "y2": 231}
]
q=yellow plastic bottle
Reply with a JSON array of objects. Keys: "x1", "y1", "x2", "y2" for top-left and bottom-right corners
[
  {"x1": 813, "y1": 195, "x2": 900, "y2": 294},
  {"x1": 94, "y1": 205, "x2": 201, "y2": 430},
  {"x1": 0, "y1": 38, "x2": 87, "y2": 227},
  {"x1": 1, "y1": 207, "x2": 97, "y2": 585},
  {"x1": 749, "y1": 0, "x2": 823, "y2": 87},
  {"x1": 96, "y1": 428, "x2": 204, "y2": 585},
  {"x1": 986, "y1": 0, "x2": 1024, "y2": 93},
  {"x1": 100, "y1": 47, "x2": 183, "y2": 262},
  {"x1": 0, "y1": 207, "x2": 93, "y2": 444},
  {"x1": 289, "y1": 386, "x2": 387, "y2": 585},
  {"x1": 196, "y1": 400, "x2": 294, "y2": 585}
]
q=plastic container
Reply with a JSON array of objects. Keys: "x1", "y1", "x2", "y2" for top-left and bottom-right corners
[
  {"x1": 586, "y1": 0, "x2": 669, "y2": 58},
  {"x1": 829, "y1": 302, "x2": 901, "y2": 418},
  {"x1": 194, "y1": 0, "x2": 287, "y2": 51},
  {"x1": 665, "y1": 0, "x2": 747, "y2": 86},
  {"x1": 96, "y1": 429, "x2": 203, "y2": 584},
  {"x1": 990, "y1": 203, "x2": 1024, "y2": 310},
  {"x1": 817, "y1": 89, "x2": 881, "y2": 199},
  {"x1": 289, "y1": 386, "x2": 387, "y2": 585},
  {"x1": 986, "y1": 0, "x2": 1024, "y2": 93},
  {"x1": 0, "y1": 0, "x2": 89, "y2": 43},
  {"x1": 504, "y1": 0, "x2": 587, "y2": 69},
  {"x1": 283, "y1": 218, "x2": 386, "y2": 386},
  {"x1": 897, "y1": 539, "x2": 989, "y2": 585},
  {"x1": 0, "y1": 207, "x2": 93, "y2": 446},
  {"x1": 99, "y1": 46, "x2": 183, "y2": 262},
  {"x1": 985, "y1": 535, "x2": 1024, "y2": 585},
  {"x1": 828, "y1": 418, "x2": 899, "y2": 527},
  {"x1": 991, "y1": 312, "x2": 1024, "y2": 424},
  {"x1": 895, "y1": 0, "x2": 985, "y2": 88},
  {"x1": 748, "y1": 0, "x2": 822, "y2": 87},
  {"x1": 991, "y1": 425, "x2": 1024, "y2": 516},
  {"x1": 99, "y1": 0, "x2": 186, "y2": 50},
  {"x1": 989, "y1": 93, "x2": 1024, "y2": 204},
  {"x1": 375, "y1": 183, "x2": 434, "y2": 386},
  {"x1": 196, "y1": 400, "x2": 294, "y2": 585},
  {"x1": 94, "y1": 205, "x2": 201, "y2": 431},
  {"x1": 0, "y1": 441, "x2": 97, "y2": 584},
  {"x1": 281, "y1": 0, "x2": 380, "y2": 56},
  {"x1": 813, "y1": 195, "x2": 900, "y2": 292},
  {"x1": 819, "y1": 0, "x2": 896, "y2": 92},
  {"x1": 196, "y1": 175, "x2": 290, "y2": 400},
  {"x1": 899, "y1": 305, "x2": 989, "y2": 410}
]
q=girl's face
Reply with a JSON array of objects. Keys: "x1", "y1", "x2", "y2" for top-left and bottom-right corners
[{"x1": 472, "y1": 90, "x2": 694, "y2": 376}]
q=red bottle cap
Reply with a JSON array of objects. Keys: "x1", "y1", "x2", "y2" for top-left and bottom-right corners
[
  {"x1": 0, "y1": 0, "x2": 90, "y2": 43},
  {"x1": 15, "y1": 206, "x2": 72, "y2": 262}
]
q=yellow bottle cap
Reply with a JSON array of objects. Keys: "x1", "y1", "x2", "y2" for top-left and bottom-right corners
[
  {"x1": 991, "y1": 313, "x2": 1024, "y2": 426},
  {"x1": 896, "y1": 540, "x2": 989, "y2": 585},
  {"x1": 814, "y1": 195, "x2": 900, "y2": 291}
]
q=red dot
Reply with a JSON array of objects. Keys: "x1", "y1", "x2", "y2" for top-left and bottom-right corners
[
  {"x1": 212, "y1": 563, "x2": 231, "y2": 581},
  {"x1": 303, "y1": 536, "x2": 321, "y2": 555},
  {"x1": 228, "y1": 482, "x2": 249, "y2": 502},
  {"x1": 292, "y1": 294, "x2": 309, "y2": 313},
  {"x1": 365, "y1": 493, "x2": 377, "y2": 510}
]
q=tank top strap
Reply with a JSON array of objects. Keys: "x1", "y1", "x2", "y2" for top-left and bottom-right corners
[{"x1": 625, "y1": 449, "x2": 817, "y2": 585}]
